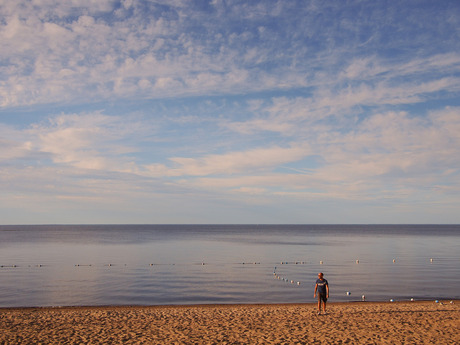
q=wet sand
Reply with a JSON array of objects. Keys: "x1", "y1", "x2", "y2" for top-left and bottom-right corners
[{"x1": 1, "y1": 301, "x2": 458, "y2": 344}]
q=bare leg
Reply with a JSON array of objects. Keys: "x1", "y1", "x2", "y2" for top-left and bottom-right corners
[{"x1": 323, "y1": 301, "x2": 327, "y2": 313}]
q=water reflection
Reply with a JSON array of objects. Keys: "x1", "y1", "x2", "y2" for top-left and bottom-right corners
[{"x1": 0, "y1": 225, "x2": 459, "y2": 307}]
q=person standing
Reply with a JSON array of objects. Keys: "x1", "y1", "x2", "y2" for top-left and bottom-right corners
[{"x1": 314, "y1": 272, "x2": 329, "y2": 315}]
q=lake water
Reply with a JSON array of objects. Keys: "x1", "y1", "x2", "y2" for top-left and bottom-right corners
[{"x1": 0, "y1": 225, "x2": 459, "y2": 307}]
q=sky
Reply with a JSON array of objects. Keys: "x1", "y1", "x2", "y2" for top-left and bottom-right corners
[{"x1": 1, "y1": 0, "x2": 460, "y2": 224}]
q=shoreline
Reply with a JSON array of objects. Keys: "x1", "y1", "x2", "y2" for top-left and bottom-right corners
[
  {"x1": 0, "y1": 298, "x2": 457, "y2": 309},
  {"x1": 1, "y1": 301, "x2": 459, "y2": 344},
  {"x1": 0, "y1": 298, "x2": 456, "y2": 310}
]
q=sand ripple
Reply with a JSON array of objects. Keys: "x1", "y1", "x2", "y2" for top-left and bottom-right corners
[{"x1": 1, "y1": 301, "x2": 459, "y2": 344}]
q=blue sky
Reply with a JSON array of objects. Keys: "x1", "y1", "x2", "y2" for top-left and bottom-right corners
[{"x1": 1, "y1": 0, "x2": 460, "y2": 224}]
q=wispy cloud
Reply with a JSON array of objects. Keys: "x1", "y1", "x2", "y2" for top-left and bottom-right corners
[
  {"x1": 1, "y1": 1, "x2": 460, "y2": 223},
  {"x1": 145, "y1": 143, "x2": 310, "y2": 177}
]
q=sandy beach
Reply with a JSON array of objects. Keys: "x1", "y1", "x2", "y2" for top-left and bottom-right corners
[{"x1": 0, "y1": 301, "x2": 458, "y2": 344}]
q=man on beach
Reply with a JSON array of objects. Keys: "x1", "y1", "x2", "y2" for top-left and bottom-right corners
[{"x1": 314, "y1": 272, "x2": 329, "y2": 315}]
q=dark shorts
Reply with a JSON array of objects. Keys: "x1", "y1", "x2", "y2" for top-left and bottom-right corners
[{"x1": 318, "y1": 293, "x2": 327, "y2": 303}]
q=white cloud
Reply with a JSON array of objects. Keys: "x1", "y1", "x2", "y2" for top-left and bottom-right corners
[
  {"x1": 1, "y1": 1, "x2": 459, "y2": 109},
  {"x1": 1, "y1": 104, "x2": 459, "y2": 221},
  {"x1": 1, "y1": 1, "x2": 460, "y2": 223},
  {"x1": 144, "y1": 144, "x2": 310, "y2": 177},
  {"x1": 6, "y1": 112, "x2": 153, "y2": 173},
  {"x1": 174, "y1": 106, "x2": 460, "y2": 204},
  {"x1": 0, "y1": 125, "x2": 34, "y2": 161}
]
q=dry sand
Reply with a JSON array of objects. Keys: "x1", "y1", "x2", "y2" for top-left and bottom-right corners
[{"x1": 1, "y1": 301, "x2": 459, "y2": 344}]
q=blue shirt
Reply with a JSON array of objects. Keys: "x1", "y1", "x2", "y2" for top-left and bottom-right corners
[{"x1": 316, "y1": 278, "x2": 328, "y2": 295}]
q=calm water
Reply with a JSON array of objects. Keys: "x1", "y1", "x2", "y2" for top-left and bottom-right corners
[{"x1": 0, "y1": 225, "x2": 459, "y2": 307}]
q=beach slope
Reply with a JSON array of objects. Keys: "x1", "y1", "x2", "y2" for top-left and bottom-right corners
[{"x1": 1, "y1": 301, "x2": 458, "y2": 344}]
